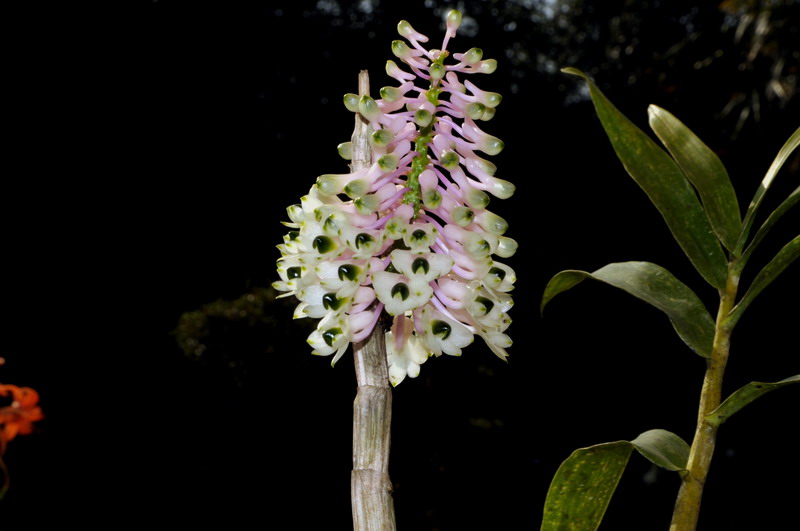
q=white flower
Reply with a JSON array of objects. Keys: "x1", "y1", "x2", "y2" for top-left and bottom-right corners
[{"x1": 386, "y1": 315, "x2": 431, "y2": 386}]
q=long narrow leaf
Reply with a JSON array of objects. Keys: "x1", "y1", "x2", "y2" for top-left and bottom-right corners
[
  {"x1": 648, "y1": 105, "x2": 741, "y2": 251},
  {"x1": 736, "y1": 126, "x2": 800, "y2": 254},
  {"x1": 541, "y1": 262, "x2": 716, "y2": 358},
  {"x1": 739, "y1": 186, "x2": 799, "y2": 268},
  {"x1": 562, "y1": 68, "x2": 727, "y2": 289},
  {"x1": 706, "y1": 375, "x2": 800, "y2": 427},
  {"x1": 729, "y1": 235, "x2": 800, "y2": 325}
]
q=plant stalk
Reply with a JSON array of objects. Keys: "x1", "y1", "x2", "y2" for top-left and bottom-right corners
[
  {"x1": 350, "y1": 70, "x2": 397, "y2": 531},
  {"x1": 670, "y1": 269, "x2": 740, "y2": 530}
]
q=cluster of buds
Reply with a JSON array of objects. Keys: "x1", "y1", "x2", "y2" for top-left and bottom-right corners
[{"x1": 275, "y1": 10, "x2": 517, "y2": 385}]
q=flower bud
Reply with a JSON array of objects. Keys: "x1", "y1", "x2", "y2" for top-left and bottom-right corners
[
  {"x1": 354, "y1": 194, "x2": 380, "y2": 214},
  {"x1": 414, "y1": 109, "x2": 433, "y2": 127},
  {"x1": 465, "y1": 188, "x2": 490, "y2": 209},
  {"x1": 486, "y1": 177, "x2": 515, "y2": 199},
  {"x1": 496, "y1": 236, "x2": 518, "y2": 258},
  {"x1": 370, "y1": 128, "x2": 395, "y2": 148},
  {"x1": 462, "y1": 47, "x2": 483, "y2": 64},
  {"x1": 429, "y1": 62, "x2": 446, "y2": 80},
  {"x1": 343, "y1": 93, "x2": 360, "y2": 112},
  {"x1": 337, "y1": 142, "x2": 352, "y2": 160},
  {"x1": 476, "y1": 59, "x2": 497, "y2": 74},
  {"x1": 380, "y1": 86, "x2": 404, "y2": 103},
  {"x1": 478, "y1": 106, "x2": 496, "y2": 121},
  {"x1": 476, "y1": 210, "x2": 508, "y2": 235},
  {"x1": 386, "y1": 60, "x2": 415, "y2": 81},
  {"x1": 446, "y1": 10, "x2": 462, "y2": 34},
  {"x1": 344, "y1": 179, "x2": 369, "y2": 198},
  {"x1": 391, "y1": 40, "x2": 413, "y2": 60},
  {"x1": 440, "y1": 150, "x2": 460, "y2": 169},
  {"x1": 377, "y1": 153, "x2": 399, "y2": 173},
  {"x1": 480, "y1": 135, "x2": 505, "y2": 156},
  {"x1": 397, "y1": 20, "x2": 428, "y2": 42},
  {"x1": 358, "y1": 95, "x2": 382, "y2": 121},
  {"x1": 465, "y1": 102, "x2": 486, "y2": 120},
  {"x1": 452, "y1": 206, "x2": 475, "y2": 227}
]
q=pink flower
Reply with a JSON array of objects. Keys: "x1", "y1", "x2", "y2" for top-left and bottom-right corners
[{"x1": 276, "y1": 10, "x2": 517, "y2": 385}]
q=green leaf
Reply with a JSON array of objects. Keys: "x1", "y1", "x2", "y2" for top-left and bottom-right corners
[
  {"x1": 630, "y1": 429, "x2": 690, "y2": 472},
  {"x1": 541, "y1": 262, "x2": 716, "y2": 358},
  {"x1": 729, "y1": 234, "x2": 800, "y2": 326},
  {"x1": 541, "y1": 429, "x2": 690, "y2": 530},
  {"x1": 648, "y1": 105, "x2": 741, "y2": 251},
  {"x1": 706, "y1": 375, "x2": 800, "y2": 427},
  {"x1": 739, "y1": 186, "x2": 799, "y2": 268},
  {"x1": 736, "y1": 126, "x2": 800, "y2": 255},
  {"x1": 562, "y1": 68, "x2": 727, "y2": 289},
  {"x1": 541, "y1": 441, "x2": 633, "y2": 531}
]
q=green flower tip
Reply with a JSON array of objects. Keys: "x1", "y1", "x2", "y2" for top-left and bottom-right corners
[
  {"x1": 397, "y1": 20, "x2": 412, "y2": 37},
  {"x1": 429, "y1": 62, "x2": 446, "y2": 80},
  {"x1": 380, "y1": 86, "x2": 402, "y2": 103},
  {"x1": 478, "y1": 106, "x2": 496, "y2": 121},
  {"x1": 478, "y1": 59, "x2": 497, "y2": 74},
  {"x1": 392, "y1": 39, "x2": 412, "y2": 59},
  {"x1": 316, "y1": 174, "x2": 340, "y2": 196},
  {"x1": 344, "y1": 179, "x2": 368, "y2": 198},
  {"x1": 452, "y1": 206, "x2": 475, "y2": 227},
  {"x1": 465, "y1": 102, "x2": 486, "y2": 120},
  {"x1": 343, "y1": 93, "x2": 360, "y2": 112},
  {"x1": 496, "y1": 236, "x2": 518, "y2": 258},
  {"x1": 371, "y1": 128, "x2": 394, "y2": 147},
  {"x1": 414, "y1": 109, "x2": 433, "y2": 127},
  {"x1": 337, "y1": 142, "x2": 352, "y2": 160},
  {"x1": 378, "y1": 154, "x2": 399, "y2": 172},
  {"x1": 440, "y1": 150, "x2": 460, "y2": 169},
  {"x1": 446, "y1": 10, "x2": 462, "y2": 31},
  {"x1": 464, "y1": 47, "x2": 483, "y2": 65},
  {"x1": 483, "y1": 92, "x2": 502, "y2": 108},
  {"x1": 482, "y1": 136, "x2": 505, "y2": 156},
  {"x1": 358, "y1": 95, "x2": 381, "y2": 121},
  {"x1": 466, "y1": 189, "x2": 490, "y2": 209}
]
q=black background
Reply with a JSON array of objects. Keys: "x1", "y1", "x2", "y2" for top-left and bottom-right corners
[{"x1": 2, "y1": 1, "x2": 798, "y2": 529}]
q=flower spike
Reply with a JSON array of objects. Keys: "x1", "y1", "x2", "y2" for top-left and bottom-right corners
[{"x1": 275, "y1": 10, "x2": 516, "y2": 384}]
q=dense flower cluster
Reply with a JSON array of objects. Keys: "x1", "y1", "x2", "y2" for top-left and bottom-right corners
[{"x1": 275, "y1": 11, "x2": 517, "y2": 385}]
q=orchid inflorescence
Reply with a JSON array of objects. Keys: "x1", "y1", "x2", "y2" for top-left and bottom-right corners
[{"x1": 275, "y1": 10, "x2": 517, "y2": 386}]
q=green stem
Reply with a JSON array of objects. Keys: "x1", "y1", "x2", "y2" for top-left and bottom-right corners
[{"x1": 669, "y1": 267, "x2": 740, "y2": 530}]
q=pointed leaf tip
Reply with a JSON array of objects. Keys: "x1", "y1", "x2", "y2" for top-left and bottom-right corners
[
  {"x1": 647, "y1": 104, "x2": 741, "y2": 251},
  {"x1": 541, "y1": 262, "x2": 715, "y2": 358},
  {"x1": 707, "y1": 374, "x2": 800, "y2": 426},
  {"x1": 630, "y1": 429, "x2": 690, "y2": 472},
  {"x1": 575, "y1": 76, "x2": 728, "y2": 288},
  {"x1": 560, "y1": 67, "x2": 588, "y2": 80}
]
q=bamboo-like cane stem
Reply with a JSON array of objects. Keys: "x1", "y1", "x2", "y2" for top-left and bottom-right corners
[
  {"x1": 350, "y1": 70, "x2": 397, "y2": 531},
  {"x1": 669, "y1": 271, "x2": 739, "y2": 530}
]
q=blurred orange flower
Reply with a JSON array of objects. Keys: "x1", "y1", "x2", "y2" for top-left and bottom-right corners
[{"x1": 0, "y1": 384, "x2": 44, "y2": 449}]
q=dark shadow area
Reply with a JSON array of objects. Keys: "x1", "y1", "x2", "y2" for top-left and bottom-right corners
[{"x1": 2, "y1": 1, "x2": 798, "y2": 529}]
